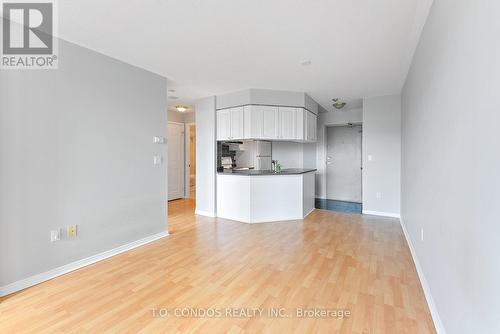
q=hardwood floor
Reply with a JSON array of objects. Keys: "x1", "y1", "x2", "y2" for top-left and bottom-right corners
[{"x1": 0, "y1": 199, "x2": 435, "y2": 333}]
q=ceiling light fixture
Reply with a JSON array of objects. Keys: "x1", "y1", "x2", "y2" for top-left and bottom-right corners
[
  {"x1": 168, "y1": 89, "x2": 176, "y2": 93},
  {"x1": 176, "y1": 105, "x2": 189, "y2": 113},
  {"x1": 169, "y1": 96, "x2": 179, "y2": 100},
  {"x1": 300, "y1": 60, "x2": 312, "y2": 66},
  {"x1": 332, "y1": 98, "x2": 347, "y2": 110}
]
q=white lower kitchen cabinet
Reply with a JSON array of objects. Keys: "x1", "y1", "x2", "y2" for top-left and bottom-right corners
[{"x1": 216, "y1": 171, "x2": 315, "y2": 223}]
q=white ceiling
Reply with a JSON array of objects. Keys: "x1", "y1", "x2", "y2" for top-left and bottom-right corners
[{"x1": 58, "y1": 0, "x2": 433, "y2": 112}]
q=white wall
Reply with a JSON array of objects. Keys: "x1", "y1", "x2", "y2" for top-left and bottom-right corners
[
  {"x1": 271, "y1": 142, "x2": 317, "y2": 170},
  {"x1": 184, "y1": 112, "x2": 195, "y2": 124},
  {"x1": 362, "y1": 96, "x2": 401, "y2": 216},
  {"x1": 316, "y1": 108, "x2": 363, "y2": 198},
  {"x1": 402, "y1": 1, "x2": 500, "y2": 333},
  {"x1": 272, "y1": 142, "x2": 304, "y2": 168},
  {"x1": 0, "y1": 39, "x2": 167, "y2": 288},
  {"x1": 195, "y1": 97, "x2": 217, "y2": 216},
  {"x1": 216, "y1": 89, "x2": 318, "y2": 114}
]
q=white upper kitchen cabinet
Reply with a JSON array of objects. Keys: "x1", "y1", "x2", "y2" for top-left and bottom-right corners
[
  {"x1": 242, "y1": 105, "x2": 316, "y2": 142},
  {"x1": 261, "y1": 106, "x2": 279, "y2": 139},
  {"x1": 230, "y1": 107, "x2": 244, "y2": 139},
  {"x1": 244, "y1": 105, "x2": 279, "y2": 140},
  {"x1": 244, "y1": 105, "x2": 263, "y2": 139},
  {"x1": 217, "y1": 107, "x2": 244, "y2": 140},
  {"x1": 296, "y1": 108, "x2": 305, "y2": 140},
  {"x1": 217, "y1": 109, "x2": 231, "y2": 140},
  {"x1": 295, "y1": 108, "x2": 317, "y2": 142},
  {"x1": 305, "y1": 110, "x2": 318, "y2": 142},
  {"x1": 278, "y1": 107, "x2": 297, "y2": 140}
]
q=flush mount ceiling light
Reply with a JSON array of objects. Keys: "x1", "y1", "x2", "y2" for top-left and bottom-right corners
[
  {"x1": 300, "y1": 60, "x2": 312, "y2": 66},
  {"x1": 176, "y1": 105, "x2": 189, "y2": 113},
  {"x1": 169, "y1": 96, "x2": 179, "y2": 100},
  {"x1": 167, "y1": 89, "x2": 176, "y2": 93},
  {"x1": 332, "y1": 98, "x2": 347, "y2": 110}
]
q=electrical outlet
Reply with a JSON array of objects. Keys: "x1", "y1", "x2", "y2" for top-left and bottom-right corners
[
  {"x1": 420, "y1": 228, "x2": 424, "y2": 241},
  {"x1": 68, "y1": 225, "x2": 78, "y2": 237},
  {"x1": 376, "y1": 192, "x2": 382, "y2": 199},
  {"x1": 50, "y1": 230, "x2": 60, "y2": 242}
]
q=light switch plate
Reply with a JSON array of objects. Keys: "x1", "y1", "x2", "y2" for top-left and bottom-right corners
[
  {"x1": 50, "y1": 230, "x2": 60, "y2": 242},
  {"x1": 153, "y1": 155, "x2": 163, "y2": 165},
  {"x1": 153, "y1": 136, "x2": 165, "y2": 144}
]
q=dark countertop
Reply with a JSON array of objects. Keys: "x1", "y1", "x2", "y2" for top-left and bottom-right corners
[{"x1": 217, "y1": 168, "x2": 317, "y2": 176}]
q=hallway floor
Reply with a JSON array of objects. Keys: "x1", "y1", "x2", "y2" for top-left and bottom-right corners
[{"x1": 315, "y1": 199, "x2": 362, "y2": 214}]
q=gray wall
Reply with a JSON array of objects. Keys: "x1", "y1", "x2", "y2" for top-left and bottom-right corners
[
  {"x1": 402, "y1": 0, "x2": 500, "y2": 333},
  {"x1": 362, "y1": 96, "x2": 401, "y2": 216},
  {"x1": 195, "y1": 97, "x2": 217, "y2": 216},
  {"x1": 0, "y1": 39, "x2": 167, "y2": 287}
]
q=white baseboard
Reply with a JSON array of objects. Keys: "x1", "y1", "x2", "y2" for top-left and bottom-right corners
[
  {"x1": 400, "y1": 218, "x2": 447, "y2": 334},
  {"x1": 194, "y1": 209, "x2": 216, "y2": 217},
  {"x1": 303, "y1": 207, "x2": 315, "y2": 218},
  {"x1": 362, "y1": 210, "x2": 400, "y2": 218},
  {"x1": 0, "y1": 231, "x2": 169, "y2": 297}
]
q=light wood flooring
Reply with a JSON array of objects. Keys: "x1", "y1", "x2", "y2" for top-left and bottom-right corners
[{"x1": 0, "y1": 199, "x2": 435, "y2": 333}]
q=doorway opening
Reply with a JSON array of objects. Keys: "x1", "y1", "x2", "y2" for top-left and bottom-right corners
[{"x1": 317, "y1": 124, "x2": 362, "y2": 214}]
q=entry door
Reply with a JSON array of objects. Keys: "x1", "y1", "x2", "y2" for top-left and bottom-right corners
[
  {"x1": 326, "y1": 125, "x2": 362, "y2": 203},
  {"x1": 168, "y1": 122, "x2": 185, "y2": 200}
]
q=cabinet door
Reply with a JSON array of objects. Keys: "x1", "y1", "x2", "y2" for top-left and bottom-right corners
[
  {"x1": 296, "y1": 108, "x2": 305, "y2": 140},
  {"x1": 244, "y1": 105, "x2": 263, "y2": 139},
  {"x1": 312, "y1": 113, "x2": 317, "y2": 141},
  {"x1": 217, "y1": 109, "x2": 231, "y2": 140},
  {"x1": 278, "y1": 107, "x2": 297, "y2": 140},
  {"x1": 230, "y1": 107, "x2": 244, "y2": 139},
  {"x1": 262, "y1": 106, "x2": 279, "y2": 139},
  {"x1": 305, "y1": 111, "x2": 318, "y2": 142}
]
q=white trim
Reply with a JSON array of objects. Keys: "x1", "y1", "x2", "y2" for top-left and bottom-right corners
[
  {"x1": 400, "y1": 218, "x2": 447, "y2": 334},
  {"x1": 184, "y1": 122, "x2": 196, "y2": 199},
  {"x1": 0, "y1": 231, "x2": 169, "y2": 297},
  {"x1": 303, "y1": 207, "x2": 315, "y2": 218},
  {"x1": 195, "y1": 209, "x2": 216, "y2": 217},
  {"x1": 362, "y1": 210, "x2": 400, "y2": 218}
]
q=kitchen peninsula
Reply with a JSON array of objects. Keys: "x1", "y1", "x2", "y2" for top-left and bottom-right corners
[
  {"x1": 215, "y1": 88, "x2": 319, "y2": 224},
  {"x1": 217, "y1": 169, "x2": 316, "y2": 223}
]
